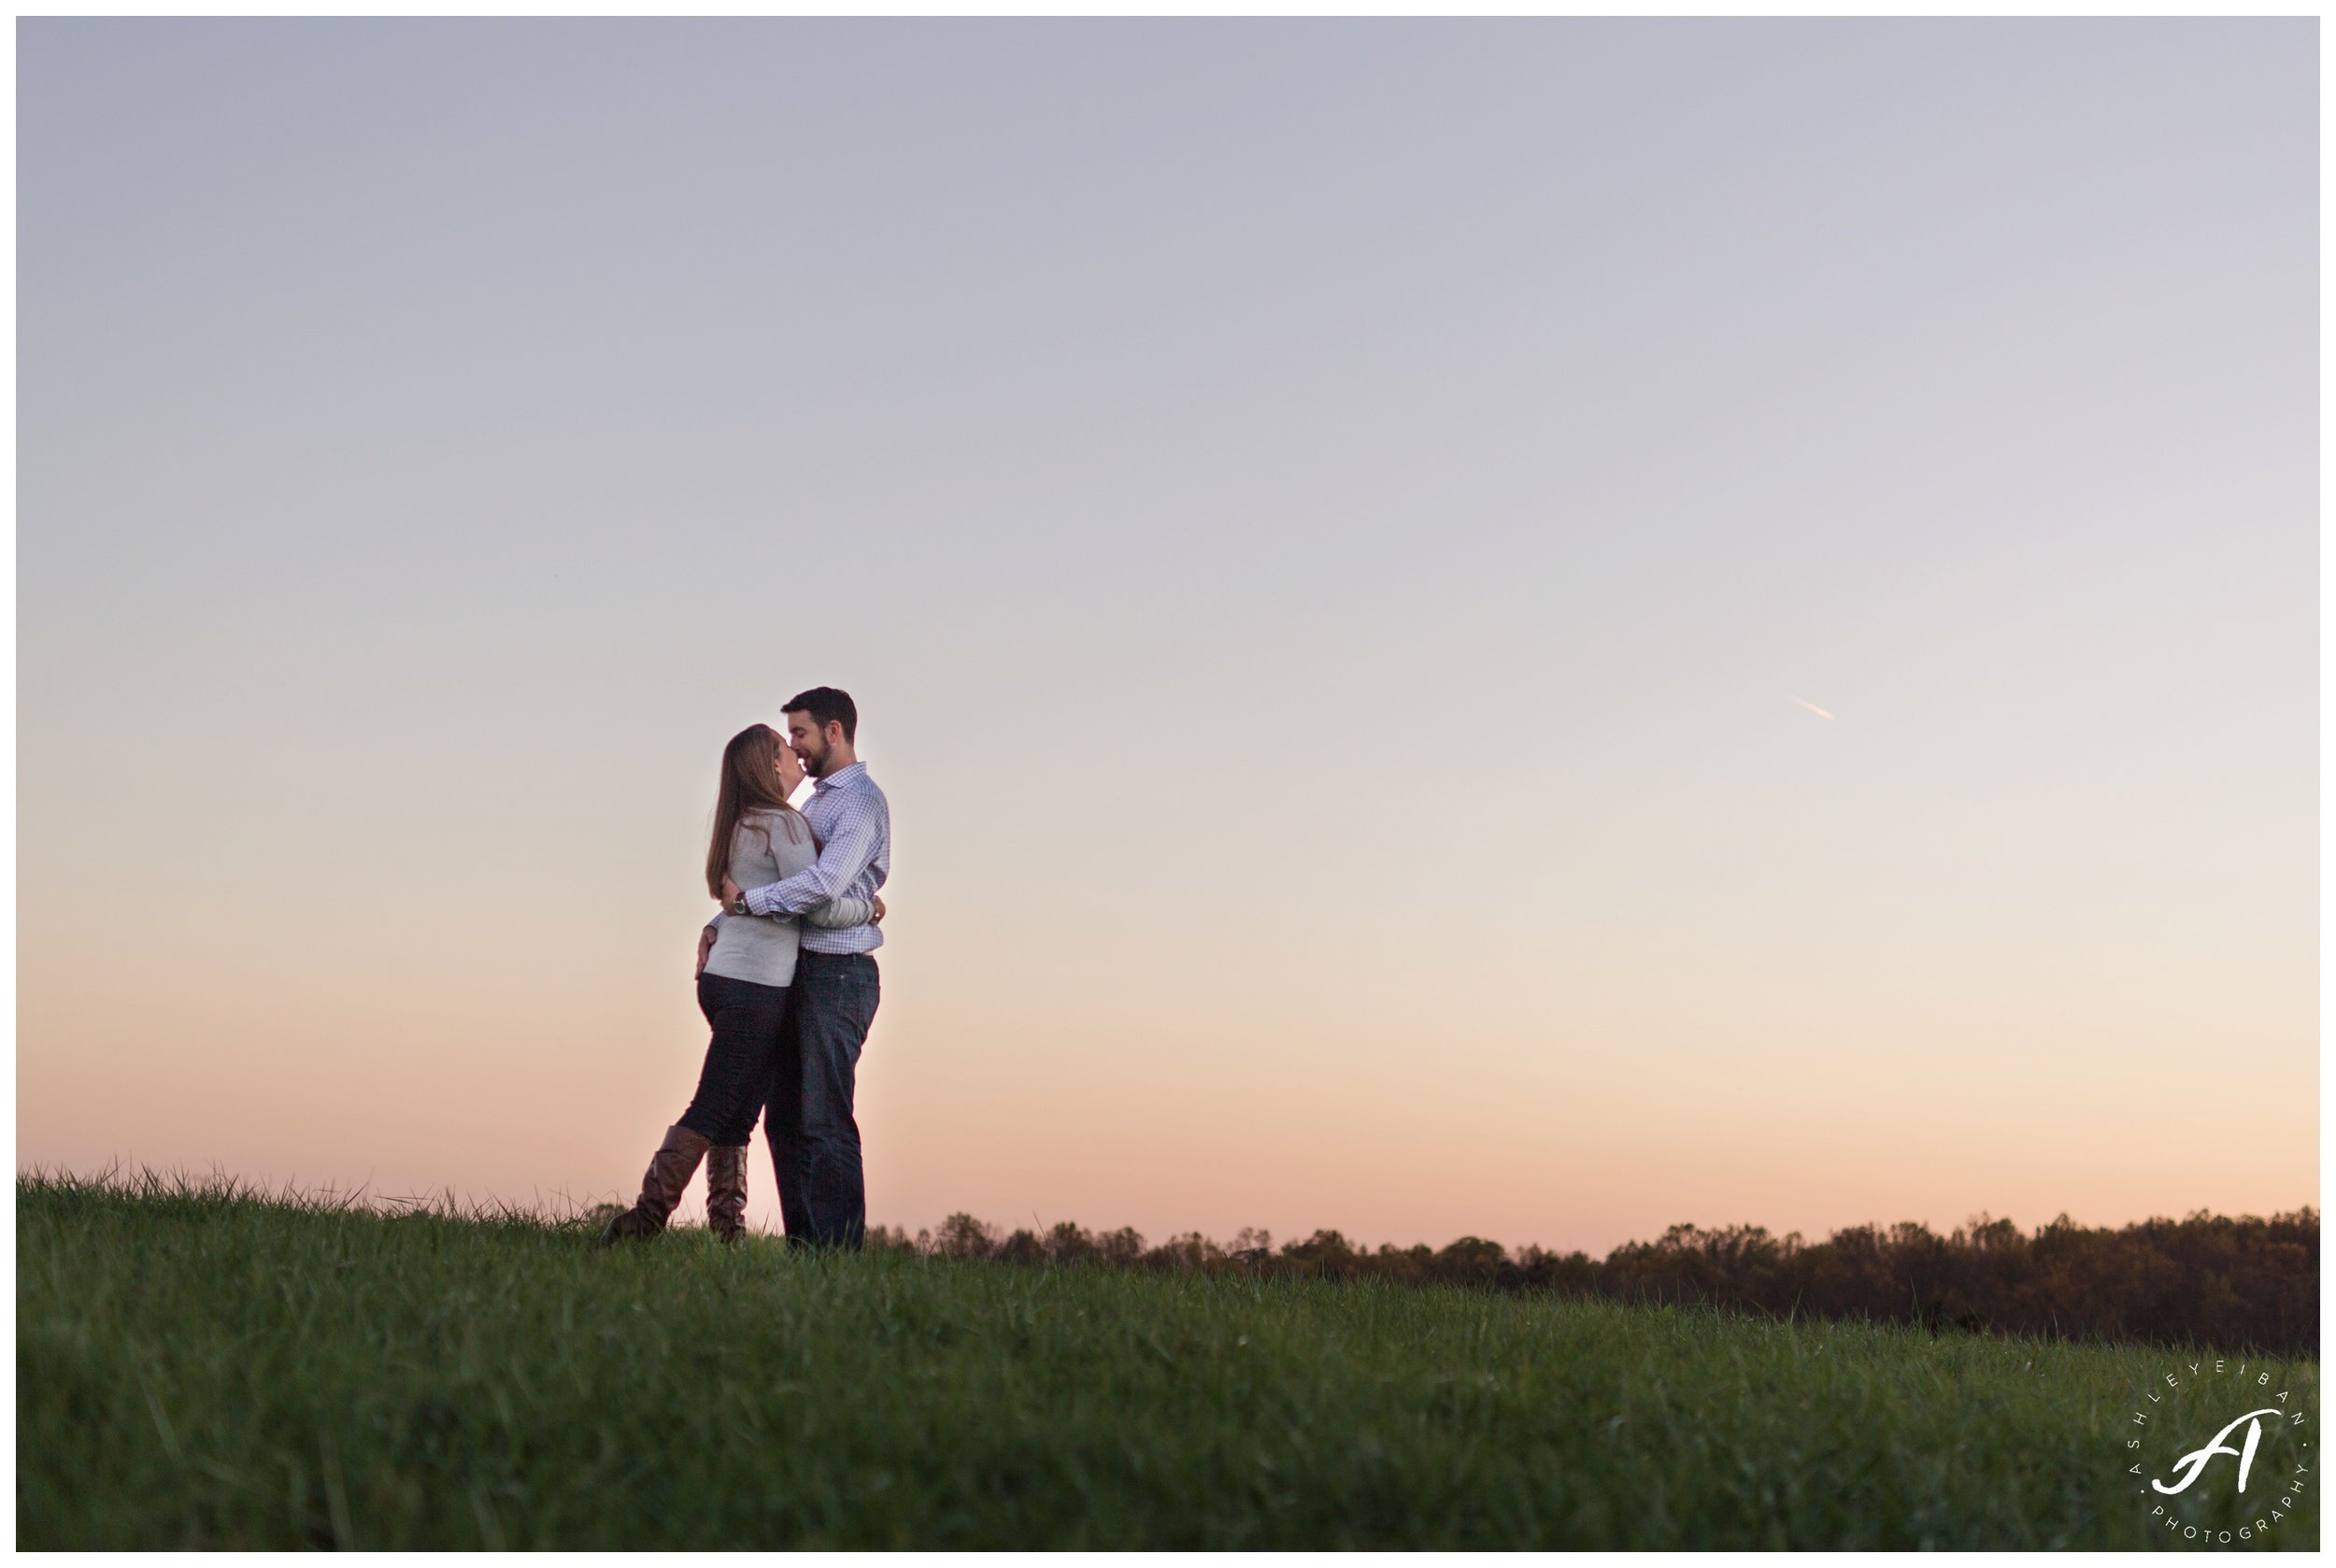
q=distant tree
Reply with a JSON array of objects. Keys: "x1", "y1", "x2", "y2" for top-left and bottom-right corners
[
  {"x1": 1094, "y1": 1226, "x2": 1147, "y2": 1267},
  {"x1": 1432, "y1": 1236, "x2": 1509, "y2": 1287},
  {"x1": 1144, "y1": 1232, "x2": 1224, "y2": 1274},
  {"x1": 1277, "y1": 1230, "x2": 1357, "y2": 1279},
  {"x1": 1042, "y1": 1221, "x2": 1099, "y2": 1266},
  {"x1": 930, "y1": 1212, "x2": 999, "y2": 1261},
  {"x1": 995, "y1": 1227, "x2": 1046, "y2": 1265}
]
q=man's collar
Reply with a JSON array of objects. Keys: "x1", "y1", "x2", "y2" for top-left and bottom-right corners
[{"x1": 814, "y1": 761, "x2": 867, "y2": 790}]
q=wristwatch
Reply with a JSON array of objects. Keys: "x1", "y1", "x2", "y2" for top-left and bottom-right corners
[{"x1": 727, "y1": 892, "x2": 751, "y2": 917}]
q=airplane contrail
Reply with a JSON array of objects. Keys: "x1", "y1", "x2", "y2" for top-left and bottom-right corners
[{"x1": 1788, "y1": 695, "x2": 1835, "y2": 720}]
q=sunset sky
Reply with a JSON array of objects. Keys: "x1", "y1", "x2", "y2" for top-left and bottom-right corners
[{"x1": 18, "y1": 20, "x2": 2317, "y2": 1254}]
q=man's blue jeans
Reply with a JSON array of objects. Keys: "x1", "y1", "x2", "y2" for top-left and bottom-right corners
[{"x1": 766, "y1": 950, "x2": 879, "y2": 1249}]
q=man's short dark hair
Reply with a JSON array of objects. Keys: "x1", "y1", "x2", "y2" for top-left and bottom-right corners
[{"x1": 783, "y1": 687, "x2": 858, "y2": 744}]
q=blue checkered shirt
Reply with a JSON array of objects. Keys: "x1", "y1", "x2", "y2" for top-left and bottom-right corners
[{"x1": 741, "y1": 762, "x2": 890, "y2": 954}]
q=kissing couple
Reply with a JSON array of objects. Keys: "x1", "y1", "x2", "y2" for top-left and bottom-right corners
[{"x1": 600, "y1": 685, "x2": 892, "y2": 1251}]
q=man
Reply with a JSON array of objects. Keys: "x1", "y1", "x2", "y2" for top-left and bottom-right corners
[{"x1": 706, "y1": 685, "x2": 890, "y2": 1250}]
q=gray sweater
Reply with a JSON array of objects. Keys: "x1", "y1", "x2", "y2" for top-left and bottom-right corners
[{"x1": 702, "y1": 806, "x2": 873, "y2": 988}]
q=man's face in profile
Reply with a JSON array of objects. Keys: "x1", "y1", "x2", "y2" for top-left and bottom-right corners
[{"x1": 785, "y1": 710, "x2": 831, "y2": 777}]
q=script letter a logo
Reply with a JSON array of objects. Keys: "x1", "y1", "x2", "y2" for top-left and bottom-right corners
[{"x1": 2152, "y1": 1409, "x2": 2282, "y2": 1496}]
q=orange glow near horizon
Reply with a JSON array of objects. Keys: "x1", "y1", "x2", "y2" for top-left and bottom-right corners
[{"x1": 17, "y1": 766, "x2": 2318, "y2": 1255}]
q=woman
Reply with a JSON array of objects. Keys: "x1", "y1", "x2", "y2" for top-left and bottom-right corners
[{"x1": 601, "y1": 723, "x2": 880, "y2": 1245}]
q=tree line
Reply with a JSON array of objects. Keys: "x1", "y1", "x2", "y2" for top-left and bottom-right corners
[{"x1": 866, "y1": 1206, "x2": 2318, "y2": 1355}]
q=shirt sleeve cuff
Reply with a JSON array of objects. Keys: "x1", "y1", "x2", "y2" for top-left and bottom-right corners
[{"x1": 743, "y1": 886, "x2": 776, "y2": 917}]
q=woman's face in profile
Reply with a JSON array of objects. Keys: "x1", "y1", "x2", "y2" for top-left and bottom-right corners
[{"x1": 773, "y1": 745, "x2": 805, "y2": 792}]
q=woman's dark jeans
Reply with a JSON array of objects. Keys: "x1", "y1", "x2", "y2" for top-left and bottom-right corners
[{"x1": 680, "y1": 972, "x2": 791, "y2": 1147}]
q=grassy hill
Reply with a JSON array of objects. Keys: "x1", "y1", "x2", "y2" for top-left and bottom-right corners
[{"x1": 17, "y1": 1173, "x2": 2319, "y2": 1549}]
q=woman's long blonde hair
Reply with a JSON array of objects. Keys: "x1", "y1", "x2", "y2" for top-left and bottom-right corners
[{"x1": 706, "y1": 724, "x2": 807, "y2": 898}]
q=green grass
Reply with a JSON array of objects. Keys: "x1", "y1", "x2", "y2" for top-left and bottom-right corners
[{"x1": 17, "y1": 1172, "x2": 2320, "y2": 1549}]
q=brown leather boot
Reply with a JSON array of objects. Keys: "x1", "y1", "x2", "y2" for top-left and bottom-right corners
[
  {"x1": 706, "y1": 1145, "x2": 748, "y2": 1243},
  {"x1": 600, "y1": 1124, "x2": 711, "y2": 1244}
]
